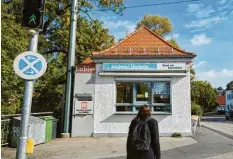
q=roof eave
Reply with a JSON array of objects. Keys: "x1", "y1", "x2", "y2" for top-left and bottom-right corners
[{"x1": 93, "y1": 54, "x2": 196, "y2": 59}]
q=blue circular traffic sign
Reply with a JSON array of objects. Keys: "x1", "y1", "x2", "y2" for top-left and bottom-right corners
[{"x1": 13, "y1": 51, "x2": 47, "y2": 80}]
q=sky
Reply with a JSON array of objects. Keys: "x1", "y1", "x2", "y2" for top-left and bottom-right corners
[{"x1": 90, "y1": 0, "x2": 233, "y2": 89}]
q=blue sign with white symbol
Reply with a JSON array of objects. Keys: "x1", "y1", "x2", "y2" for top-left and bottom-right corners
[{"x1": 14, "y1": 51, "x2": 47, "y2": 80}]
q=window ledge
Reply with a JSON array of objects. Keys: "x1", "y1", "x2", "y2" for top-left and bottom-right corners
[{"x1": 114, "y1": 112, "x2": 172, "y2": 115}]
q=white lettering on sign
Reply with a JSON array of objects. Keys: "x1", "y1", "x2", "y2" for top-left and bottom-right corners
[{"x1": 77, "y1": 64, "x2": 95, "y2": 73}]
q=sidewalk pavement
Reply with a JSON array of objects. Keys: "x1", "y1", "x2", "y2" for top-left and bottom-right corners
[
  {"x1": 1, "y1": 137, "x2": 197, "y2": 159},
  {"x1": 201, "y1": 121, "x2": 233, "y2": 140}
]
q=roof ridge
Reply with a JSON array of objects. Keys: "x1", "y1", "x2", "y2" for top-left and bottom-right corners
[{"x1": 92, "y1": 26, "x2": 196, "y2": 57}]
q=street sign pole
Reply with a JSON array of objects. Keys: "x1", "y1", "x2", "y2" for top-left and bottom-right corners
[
  {"x1": 62, "y1": 0, "x2": 78, "y2": 137},
  {"x1": 16, "y1": 30, "x2": 38, "y2": 159}
]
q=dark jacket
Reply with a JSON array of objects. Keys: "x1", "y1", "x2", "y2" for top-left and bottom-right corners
[{"x1": 126, "y1": 117, "x2": 161, "y2": 159}]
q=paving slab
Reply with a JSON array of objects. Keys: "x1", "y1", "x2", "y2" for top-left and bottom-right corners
[
  {"x1": 201, "y1": 121, "x2": 233, "y2": 139},
  {"x1": 1, "y1": 137, "x2": 197, "y2": 159}
]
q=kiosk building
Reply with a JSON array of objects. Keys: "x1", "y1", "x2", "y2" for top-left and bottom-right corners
[{"x1": 72, "y1": 27, "x2": 196, "y2": 137}]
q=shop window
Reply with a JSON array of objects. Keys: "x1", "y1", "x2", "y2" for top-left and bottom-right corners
[
  {"x1": 153, "y1": 82, "x2": 170, "y2": 104},
  {"x1": 116, "y1": 81, "x2": 171, "y2": 113},
  {"x1": 116, "y1": 82, "x2": 133, "y2": 103},
  {"x1": 135, "y1": 83, "x2": 152, "y2": 102}
]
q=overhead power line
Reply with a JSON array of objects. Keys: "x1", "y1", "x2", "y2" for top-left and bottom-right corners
[{"x1": 94, "y1": 0, "x2": 202, "y2": 11}]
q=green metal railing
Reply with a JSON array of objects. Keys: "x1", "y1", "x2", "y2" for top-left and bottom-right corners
[{"x1": 1, "y1": 119, "x2": 11, "y2": 146}]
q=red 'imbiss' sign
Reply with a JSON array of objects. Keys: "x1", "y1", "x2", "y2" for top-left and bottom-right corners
[{"x1": 77, "y1": 64, "x2": 95, "y2": 73}]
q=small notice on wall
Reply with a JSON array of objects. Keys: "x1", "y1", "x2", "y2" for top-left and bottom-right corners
[
  {"x1": 191, "y1": 115, "x2": 201, "y2": 134},
  {"x1": 75, "y1": 101, "x2": 93, "y2": 115},
  {"x1": 157, "y1": 63, "x2": 186, "y2": 70}
]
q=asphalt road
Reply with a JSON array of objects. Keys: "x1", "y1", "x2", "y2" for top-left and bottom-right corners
[
  {"x1": 201, "y1": 116, "x2": 227, "y2": 122},
  {"x1": 107, "y1": 127, "x2": 233, "y2": 159}
]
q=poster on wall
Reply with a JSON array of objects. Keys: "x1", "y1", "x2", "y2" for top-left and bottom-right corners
[{"x1": 191, "y1": 115, "x2": 201, "y2": 134}]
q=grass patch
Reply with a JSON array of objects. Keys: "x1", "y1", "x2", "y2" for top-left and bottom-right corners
[
  {"x1": 203, "y1": 111, "x2": 217, "y2": 116},
  {"x1": 171, "y1": 132, "x2": 182, "y2": 138}
]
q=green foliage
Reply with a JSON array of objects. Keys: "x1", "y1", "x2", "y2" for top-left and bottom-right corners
[
  {"x1": 190, "y1": 67, "x2": 196, "y2": 81},
  {"x1": 1, "y1": 3, "x2": 29, "y2": 114},
  {"x1": 136, "y1": 14, "x2": 181, "y2": 49},
  {"x1": 136, "y1": 14, "x2": 172, "y2": 37},
  {"x1": 168, "y1": 39, "x2": 180, "y2": 49},
  {"x1": 1, "y1": 0, "x2": 122, "y2": 114},
  {"x1": 171, "y1": 132, "x2": 182, "y2": 138},
  {"x1": 191, "y1": 81, "x2": 217, "y2": 112},
  {"x1": 191, "y1": 102, "x2": 203, "y2": 116}
]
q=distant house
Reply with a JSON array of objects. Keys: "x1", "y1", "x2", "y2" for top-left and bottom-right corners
[
  {"x1": 226, "y1": 90, "x2": 233, "y2": 111},
  {"x1": 216, "y1": 95, "x2": 226, "y2": 111},
  {"x1": 226, "y1": 81, "x2": 233, "y2": 90},
  {"x1": 217, "y1": 87, "x2": 224, "y2": 95}
]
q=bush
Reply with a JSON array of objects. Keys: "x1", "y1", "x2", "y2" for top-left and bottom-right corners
[
  {"x1": 171, "y1": 132, "x2": 182, "y2": 138},
  {"x1": 191, "y1": 102, "x2": 203, "y2": 116}
]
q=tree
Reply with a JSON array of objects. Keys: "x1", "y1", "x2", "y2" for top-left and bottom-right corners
[
  {"x1": 226, "y1": 81, "x2": 233, "y2": 90},
  {"x1": 136, "y1": 14, "x2": 180, "y2": 48},
  {"x1": 136, "y1": 14, "x2": 172, "y2": 37},
  {"x1": 168, "y1": 39, "x2": 180, "y2": 49},
  {"x1": 191, "y1": 102, "x2": 203, "y2": 116},
  {"x1": 190, "y1": 66, "x2": 196, "y2": 81},
  {"x1": 191, "y1": 80, "x2": 217, "y2": 112},
  {"x1": 1, "y1": 0, "x2": 124, "y2": 114}
]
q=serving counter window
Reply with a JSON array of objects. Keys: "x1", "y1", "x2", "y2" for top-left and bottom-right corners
[{"x1": 116, "y1": 81, "x2": 171, "y2": 114}]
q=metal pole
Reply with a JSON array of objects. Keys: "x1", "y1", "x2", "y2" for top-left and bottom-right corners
[
  {"x1": 63, "y1": 0, "x2": 78, "y2": 136},
  {"x1": 16, "y1": 30, "x2": 38, "y2": 159}
]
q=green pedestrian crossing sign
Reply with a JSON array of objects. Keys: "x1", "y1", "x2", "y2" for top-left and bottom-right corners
[
  {"x1": 29, "y1": 14, "x2": 36, "y2": 25},
  {"x1": 22, "y1": 9, "x2": 42, "y2": 28},
  {"x1": 21, "y1": 0, "x2": 45, "y2": 29}
]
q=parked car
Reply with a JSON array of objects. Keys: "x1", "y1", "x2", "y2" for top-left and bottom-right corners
[
  {"x1": 225, "y1": 109, "x2": 233, "y2": 120},
  {"x1": 217, "y1": 110, "x2": 227, "y2": 115}
]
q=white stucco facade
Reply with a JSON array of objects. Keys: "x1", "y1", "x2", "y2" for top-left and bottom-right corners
[
  {"x1": 226, "y1": 90, "x2": 233, "y2": 111},
  {"x1": 92, "y1": 63, "x2": 192, "y2": 137}
]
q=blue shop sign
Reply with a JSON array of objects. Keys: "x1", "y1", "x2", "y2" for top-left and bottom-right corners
[{"x1": 103, "y1": 63, "x2": 157, "y2": 71}]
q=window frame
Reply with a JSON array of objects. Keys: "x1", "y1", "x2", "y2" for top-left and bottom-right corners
[
  {"x1": 151, "y1": 82, "x2": 172, "y2": 113},
  {"x1": 115, "y1": 79, "x2": 172, "y2": 114}
]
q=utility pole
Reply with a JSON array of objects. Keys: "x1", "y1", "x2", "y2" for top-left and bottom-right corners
[
  {"x1": 16, "y1": 0, "x2": 46, "y2": 158},
  {"x1": 62, "y1": 0, "x2": 78, "y2": 137},
  {"x1": 16, "y1": 30, "x2": 39, "y2": 159}
]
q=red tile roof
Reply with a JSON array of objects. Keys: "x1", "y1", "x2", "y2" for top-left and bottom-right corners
[
  {"x1": 93, "y1": 26, "x2": 196, "y2": 57},
  {"x1": 81, "y1": 57, "x2": 94, "y2": 64},
  {"x1": 216, "y1": 96, "x2": 226, "y2": 105}
]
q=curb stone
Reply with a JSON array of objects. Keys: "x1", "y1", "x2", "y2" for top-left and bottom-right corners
[{"x1": 201, "y1": 125, "x2": 233, "y2": 140}]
